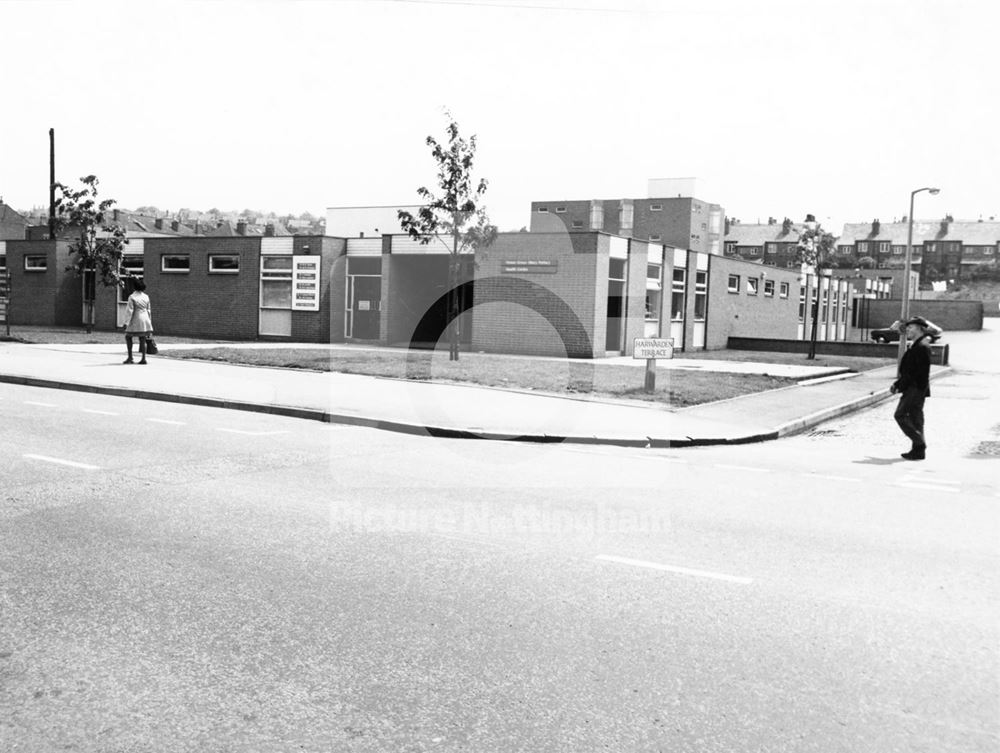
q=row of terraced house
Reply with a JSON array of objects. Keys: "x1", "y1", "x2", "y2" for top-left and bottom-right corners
[{"x1": 0, "y1": 196, "x2": 992, "y2": 357}]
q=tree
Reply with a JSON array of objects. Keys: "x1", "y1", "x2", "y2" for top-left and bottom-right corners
[
  {"x1": 794, "y1": 214, "x2": 838, "y2": 359},
  {"x1": 52, "y1": 175, "x2": 128, "y2": 334},
  {"x1": 398, "y1": 113, "x2": 498, "y2": 360}
]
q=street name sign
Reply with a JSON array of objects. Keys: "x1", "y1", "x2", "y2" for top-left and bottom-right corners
[{"x1": 633, "y1": 338, "x2": 674, "y2": 360}]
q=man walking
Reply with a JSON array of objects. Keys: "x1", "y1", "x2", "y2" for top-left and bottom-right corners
[{"x1": 891, "y1": 316, "x2": 936, "y2": 460}]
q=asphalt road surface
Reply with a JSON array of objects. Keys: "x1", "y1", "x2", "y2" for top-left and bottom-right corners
[{"x1": 1, "y1": 357, "x2": 997, "y2": 752}]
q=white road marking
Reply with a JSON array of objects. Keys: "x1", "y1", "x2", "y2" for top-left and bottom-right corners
[
  {"x1": 596, "y1": 554, "x2": 753, "y2": 585},
  {"x1": 215, "y1": 428, "x2": 289, "y2": 436},
  {"x1": 24, "y1": 401, "x2": 57, "y2": 408},
  {"x1": 895, "y1": 481, "x2": 960, "y2": 494},
  {"x1": 23, "y1": 454, "x2": 100, "y2": 470},
  {"x1": 147, "y1": 418, "x2": 185, "y2": 425},
  {"x1": 714, "y1": 464, "x2": 769, "y2": 473},
  {"x1": 803, "y1": 473, "x2": 861, "y2": 483},
  {"x1": 81, "y1": 409, "x2": 119, "y2": 416}
]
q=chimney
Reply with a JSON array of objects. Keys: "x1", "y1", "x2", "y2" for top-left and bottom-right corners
[
  {"x1": 768, "y1": 216, "x2": 776, "y2": 225},
  {"x1": 781, "y1": 217, "x2": 792, "y2": 235},
  {"x1": 194, "y1": 220, "x2": 200, "y2": 235},
  {"x1": 113, "y1": 209, "x2": 119, "y2": 222},
  {"x1": 264, "y1": 223, "x2": 275, "y2": 237},
  {"x1": 871, "y1": 218, "x2": 880, "y2": 236},
  {"x1": 236, "y1": 220, "x2": 247, "y2": 236},
  {"x1": 154, "y1": 218, "x2": 164, "y2": 230},
  {"x1": 724, "y1": 217, "x2": 731, "y2": 235},
  {"x1": 171, "y1": 220, "x2": 180, "y2": 232}
]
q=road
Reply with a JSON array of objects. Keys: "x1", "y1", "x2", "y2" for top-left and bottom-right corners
[{"x1": 1, "y1": 347, "x2": 998, "y2": 752}]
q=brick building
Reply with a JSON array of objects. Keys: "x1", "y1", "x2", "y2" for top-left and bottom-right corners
[
  {"x1": 3, "y1": 229, "x2": 853, "y2": 356},
  {"x1": 529, "y1": 196, "x2": 725, "y2": 256},
  {"x1": 722, "y1": 217, "x2": 805, "y2": 269}
]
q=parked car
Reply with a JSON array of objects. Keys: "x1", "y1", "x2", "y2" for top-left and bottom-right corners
[
  {"x1": 870, "y1": 327, "x2": 901, "y2": 344},
  {"x1": 870, "y1": 326, "x2": 942, "y2": 344}
]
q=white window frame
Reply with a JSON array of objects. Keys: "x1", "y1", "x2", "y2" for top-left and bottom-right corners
[
  {"x1": 24, "y1": 255, "x2": 48, "y2": 271},
  {"x1": 764, "y1": 279, "x2": 775, "y2": 297},
  {"x1": 650, "y1": 204, "x2": 663, "y2": 212},
  {"x1": 161, "y1": 254, "x2": 190, "y2": 273},
  {"x1": 779, "y1": 281, "x2": 789, "y2": 298},
  {"x1": 671, "y1": 268, "x2": 686, "y2": 321},
  {"x1": 555, "y1": 206, "x2": 566, "y2": 213},
  {"x1": 747, "y1": 277, "x2": 759, "y2": 296},
  {"x1": 208, "y1": 254, "x2": 240, "y2": 274},
  {"x1": 649, "y1": 234, "x2": 661, "y2": 241},
  {"x1": 260, "y1": 255, "x2": 294, "y2": 309},
  {"x1": 727, "y1": 274, "x2": 740, "y2": 293},
  {"x1": 537, "y1": 207, "x2": 549, "y2": 213}
]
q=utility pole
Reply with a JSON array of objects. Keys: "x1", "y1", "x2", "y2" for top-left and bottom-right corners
[{"x1": 48, "y1": 128, "x2": 55, "y2": 240}]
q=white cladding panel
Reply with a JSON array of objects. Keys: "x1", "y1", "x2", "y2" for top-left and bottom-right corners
[
  {"x1": 261, "y1": 238, "x2": 294, "y2": 255},
  {"x1": 609, "y1": 236, "x2": 629, "y2": 260},
  {"x1": 126, "y1": 239, "x2": 144, "y2": 255},
  {"x1": 647, "y1": 245, "x2": 663, "y2": 265},
  {"x1": 673, "y1": 247, "x2": 687, "y2": 267},
  {"x1": 346, "y1": 238, "x2": 383, "y2": 256},
  {"x1": 390, "y1": 235, "x2": 451, "y2": 254}
]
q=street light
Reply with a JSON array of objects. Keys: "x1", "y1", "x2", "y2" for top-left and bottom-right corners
[{"x1": 897, "y1": 187, "x2": 940, "y2": 363}]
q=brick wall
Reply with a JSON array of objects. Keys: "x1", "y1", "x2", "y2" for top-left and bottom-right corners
[
  {"x1": 472, "y1": 232, "x2": 602, "y2": 358},
  {"x1": 863, "y1": 299, "x2": 984, "y2": 331},
  {"x1": 290, "y1": 236, "x2": 340, "y2": 343},
  {"x1": 5, "y1": 241, "x2": 80, "y2": 326},
  {"x1": 144, "y1": 237, "x2": 261, "y2": 339}
]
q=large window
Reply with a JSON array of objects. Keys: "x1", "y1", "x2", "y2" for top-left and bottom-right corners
[
  {"x1": 693, "y1": 270, "x2": 707, "y2": 320},
  {"x1": 671, "y1": 268, "x2": 686, "y2": 321},
  {"x1": 260, "y1": 256, "x2": 293, "y2": 308}
]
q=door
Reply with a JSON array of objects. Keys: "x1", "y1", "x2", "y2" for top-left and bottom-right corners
[{"x1": 350, "y1": 276, "x2": 381, "y2": 339}]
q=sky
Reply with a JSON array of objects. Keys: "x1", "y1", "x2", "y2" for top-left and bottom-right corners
[{"x1": 2, "y1": 0, "x2": 997, "y2": 233}]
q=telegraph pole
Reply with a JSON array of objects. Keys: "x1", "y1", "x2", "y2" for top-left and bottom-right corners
[{"x1": 48, "y1": 128, "x2": 55, "y2": 239}]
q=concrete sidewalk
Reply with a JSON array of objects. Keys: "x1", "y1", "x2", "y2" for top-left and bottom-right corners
[{"x1": 0, "y1": 342, "x2": 948, "y2": 448}]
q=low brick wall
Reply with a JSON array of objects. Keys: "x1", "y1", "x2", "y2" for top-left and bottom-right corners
[{"x1": 727, "y1": 337, "x2": 949, "y2": 366}]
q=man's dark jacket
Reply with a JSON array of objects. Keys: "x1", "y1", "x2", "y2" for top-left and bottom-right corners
[{"x1": 893, "y1": 335, "x2": 932, "y2": 395}]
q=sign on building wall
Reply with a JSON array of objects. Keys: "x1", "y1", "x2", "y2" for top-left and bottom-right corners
[
  {"x1": 292, "y1": 256, "x2": 321, "y2": 311},
  {"x1": 0, "y1": 270, "x2": 9, "y2": 325},
  {"x1": 501, "y1": 260, "x2": 559, "y2": 274}
]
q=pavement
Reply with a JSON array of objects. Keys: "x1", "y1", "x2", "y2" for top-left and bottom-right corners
[{"x1": 0, "y1": 339, "x2": 952, "y2": 448}]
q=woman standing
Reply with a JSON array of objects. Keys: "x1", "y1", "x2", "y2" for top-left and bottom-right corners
[{"x1": 122, "y1": 279, "x2": 153, "y2": 365}]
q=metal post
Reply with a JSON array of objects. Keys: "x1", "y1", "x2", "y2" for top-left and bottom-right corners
[{"x1": 898, "y1": 187, "x2": 940, "y2": 364}]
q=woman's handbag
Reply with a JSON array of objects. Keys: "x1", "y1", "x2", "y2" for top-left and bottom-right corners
[{"x1": 145, "y1": 337, "x2": 159, "y2": 355}]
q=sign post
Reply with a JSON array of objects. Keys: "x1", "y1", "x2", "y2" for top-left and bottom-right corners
[
  {"x1": 633, "y1": 337, "x2": 674, "y2": 393},
  {"x1": 0, "y1": 270, "x2": 10, "y2": 337}
]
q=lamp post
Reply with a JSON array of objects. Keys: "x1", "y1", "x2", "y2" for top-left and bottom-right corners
[{"x1": 897, "y1": 187, "x2": 940, "y2": 363}]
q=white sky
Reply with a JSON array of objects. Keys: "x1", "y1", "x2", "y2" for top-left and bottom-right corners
[{"x1": 2, "y1": 0, "x2": 997, "y2": 232}]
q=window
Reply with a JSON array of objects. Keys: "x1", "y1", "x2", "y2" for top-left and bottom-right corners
[
  {"x1": 764, "y1": 279, "x2": 775, "y2": 297},
  {"x1": 649, "y1": 234, "x2": 661, "y2": 241},
  {"x1": 555, "y1": 207, "x2": 566, "y2": 213},
  {"x1": 671, "y1": 268, "x2": 686, "y2": 321},
  {"x1": 747, "y1": 277, "x2": 759, "y2": 296},
  {"x1": 260, "y1": 256, "x2": 293, "y2": 308},
  {"x1": 857, "y1": 241, "x2": 869, "y2": 254},
  {"x1": 650, "y1": 204, "x2": 663, "y2": 212},
  {"x1": 724, "y1": 242, "x2": 736, "y2": 255},
  {"x1": 161, "y1": 254, "x2": 190, "y2": 272},
  {"x1": 0, "y1": 254, "x2": 6, "y2": 270},
  {"x1": 779, "y1": 282, "x2": 789, "y2": 298},
  {"x1": 572, "y1": 220, "x2": 583, "y2": 228},
  {"x1": 590, "y1": 203, "x2": 603, "y2": 230},
  {"x1": 24, "y1": 255, "x2": 47, "y2": 271},
  {"x1": 119, "y1": 255, "x2": 144, "y2": 304},
  {"x1": 879, "y1": 242, "x2": 890, "y2": 254},
  {"x1": 645, "y1": 290, "x2": 661, "y2": 320},
  {"x1": 985, "y1": 247, "x2": 995, "y2": 255},
  {"x1": 728, "y1": 274, "x2": 740, "y2": 293},
  {"x1": 766, "y1": 243, "x2": 777, "y2": 255},
  {"x1": 537, "y1": 207, "x2": 548, "y2": 213},
  {"x1": 647, "y1": 263, "x2": 662, "y2": 282},
  {"x1": 748, "y1": 248, "x2": 759, "y2": 256},
  {"x1": 693, "y1": 270, "x2": 707, "y2": 321},
  {"x1": 892, "y1": 246, "x2": 904, "y2": 255},
  {"x1": 609, "y1": 258, "x2": 626, "y2": 281},
  {"x1": 209, "y1": 254, "x2": 240, "y2": 273},
  {"x1": 798, "y1": 288, "x2": 806, "y2": 320}
]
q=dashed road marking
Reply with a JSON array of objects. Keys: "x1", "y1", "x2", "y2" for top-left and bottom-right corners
[
  {"x1": 215, "y1": 428, "x2": 290, "y2": 437},
  {"x1": 24, "y1": 401, "x2": 57, "y2": 408},
  {"x1": 81, "y1": 409, "x2": 119, "y2": 416},
  {"x1": 803, "y1": 473, "x2": 861, "y2": 483},
  {"x1": 147, "y1": 418, "x2": 185, "y2": 425},
  {"x1": 714, "y1": 464, "x2": 769, "y2": 473},
  {"x1": 23, "y1": 454, "x2": 99, "y2": 470},
  {"x1": 596, "y1": 554, "x2": 753, "y2": 585},
  {"x1": 895, "y1": 481, "x2": 960, "y2": 494}
]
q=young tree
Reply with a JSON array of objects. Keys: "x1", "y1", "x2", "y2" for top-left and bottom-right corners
[
  {"x1": 398, "y1": 113, "x2": 498, "y2": 360},
  {"x1": 53, "y1": 175, "x2": 128, "y2": 334},
  {"x1": 795, "y1": 214, "x2": 838, "y2": 359}
]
